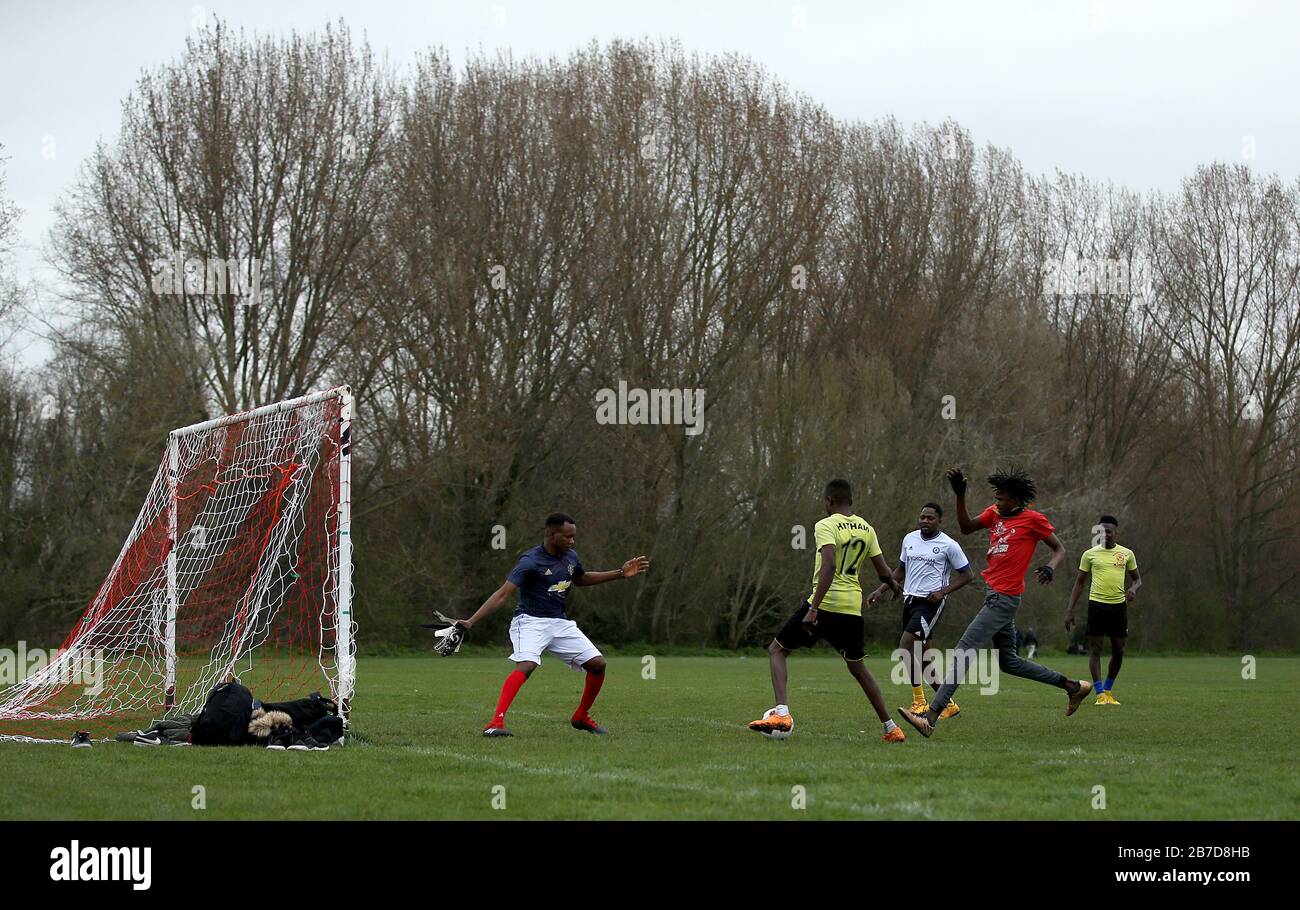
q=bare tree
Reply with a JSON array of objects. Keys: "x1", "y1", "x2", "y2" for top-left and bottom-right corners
[
  {"x1": 10, "y1": 34, "x2": 1298, "y2": 651},
  {"x1": 1150, "y1": 164, "x2": 1300, "y2": 647},
  {"x1": 48, "y1": 20, "x2": 395, "y2": 415}
]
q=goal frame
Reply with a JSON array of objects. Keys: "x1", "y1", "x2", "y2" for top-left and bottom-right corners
[{"x1": 162, "y1": 386, "x2": 355, "y2": 719}]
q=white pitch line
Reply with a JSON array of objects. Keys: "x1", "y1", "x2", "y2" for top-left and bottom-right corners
[
  {"x1": 406, "y1": 744, "x2": 937, "y2": 817},
  {"x1": 408, "y1": 744, "x2": 763, "y2": 804}
]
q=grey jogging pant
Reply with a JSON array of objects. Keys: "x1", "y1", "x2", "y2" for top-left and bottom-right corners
[{"x1": 931, "y1": 589, "x2": 1067, "y2": 715}]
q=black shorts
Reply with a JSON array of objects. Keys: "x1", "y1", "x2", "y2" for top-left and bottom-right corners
[
  {"x1": 775, "y1": 602, "x2": 865, "y2": 661},
  {"x1": 1086, "y1": 600, "x2": 1128, "y2": 638},
  {"x1": 900, "y1": 594, "x2": 947, "y2": 640}
]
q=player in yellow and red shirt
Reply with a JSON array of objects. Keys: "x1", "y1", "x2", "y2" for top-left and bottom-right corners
[
  {"x1": 897, "y1": 467, "x2": 1092, "y2": 739},
  {"x1": 748, "y1": 479, "x2": 907, "y2": 743}
]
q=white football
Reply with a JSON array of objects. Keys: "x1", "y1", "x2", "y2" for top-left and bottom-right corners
[{"x1": 759, "y1": 708, "x2": 793, "y2": 739}]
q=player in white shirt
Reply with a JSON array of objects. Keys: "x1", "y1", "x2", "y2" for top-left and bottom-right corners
[{"x1": 869, "y1": 502, "x2": 973, "y2": 719}]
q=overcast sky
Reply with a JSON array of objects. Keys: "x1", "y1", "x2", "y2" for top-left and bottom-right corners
[{"x1": 3, "y1": 0, "x2": 1298, "y2": 362}]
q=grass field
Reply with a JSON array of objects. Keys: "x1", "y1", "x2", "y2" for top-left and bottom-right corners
[{"x1": 1, "y1": 654, "x2": 1297, "y2": 820}]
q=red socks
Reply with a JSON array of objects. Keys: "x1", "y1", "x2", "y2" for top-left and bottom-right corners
[
  {"x1": 487, "y1": 668, "x2": 606, "y2": 728},
  {"x1": 573, "y1": 670, "x2": 605, "y2": 720},
  {"x1": 488, "y1": 670, "x2": 528, "y2": 727}
]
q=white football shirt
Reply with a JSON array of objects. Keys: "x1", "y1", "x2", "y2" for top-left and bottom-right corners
[{"x1": 899, "y1": 530, "x2": 969, "y2": 598}]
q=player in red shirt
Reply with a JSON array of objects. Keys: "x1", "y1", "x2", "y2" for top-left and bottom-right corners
[{"x1": 897, "y1": 467, "x2": 1092, "y2": 738}]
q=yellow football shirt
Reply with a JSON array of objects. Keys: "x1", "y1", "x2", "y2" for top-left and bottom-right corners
[
  {"x1": 809, "y1": 513, "x2": 882, "y2": 615},
  {"x1": 1080, "y1": 545, "x2": 1137, "y2": 604}
]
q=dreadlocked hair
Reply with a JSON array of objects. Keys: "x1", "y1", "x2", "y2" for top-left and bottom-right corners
[{"x1": 987, "y1": 467, "x2": 1037, "y2": 506}]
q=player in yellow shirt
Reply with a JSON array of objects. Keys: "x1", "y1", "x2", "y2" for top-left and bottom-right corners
[
  {"x1": 748, "y1": 479, "x2": 906, "y2": 742},
  {"x1": 1066, "y1": 515, "x2": 1141, "y2": 705}
]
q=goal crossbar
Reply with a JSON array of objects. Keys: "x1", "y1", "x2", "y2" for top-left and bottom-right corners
[{"x1": 171, "y1": 387, "x2": 350, "y2": 438}]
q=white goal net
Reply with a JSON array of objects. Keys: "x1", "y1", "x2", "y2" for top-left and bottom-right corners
[{"x1": 0, "y1": 387, "x2": 355, "y2": 743}]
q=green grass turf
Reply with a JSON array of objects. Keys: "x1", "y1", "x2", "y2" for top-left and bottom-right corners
[{"x1": 1, "y1": 654, "x2": 1296, "y2": 820}]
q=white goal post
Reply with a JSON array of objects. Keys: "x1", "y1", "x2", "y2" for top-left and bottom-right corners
[{"x1": 0, "y1": 386, "x2": 356, "y2": 742}]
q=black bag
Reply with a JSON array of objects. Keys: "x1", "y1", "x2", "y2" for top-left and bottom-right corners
[
  {"x1": 307, "y1": 714, "x2": 345, "y2": 745},
  {"x1": 260, "y1": 691, "x2": 337, "y2": 730},
  {"x1": 190, "y1": 681, "x2": 255, "y2": 745}
]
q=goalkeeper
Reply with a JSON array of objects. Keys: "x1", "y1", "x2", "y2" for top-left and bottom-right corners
[
  {"x1": 897, "y1": 467, "x2": 1091, "y2": 738},
  {"x1": 444, "y1": 513, "x2": 649, "y2": 737}
]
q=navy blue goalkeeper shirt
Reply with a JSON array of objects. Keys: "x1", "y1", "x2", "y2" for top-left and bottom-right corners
[{"x1": 508, "y1": 546, "x2": 585, "y2": 618}]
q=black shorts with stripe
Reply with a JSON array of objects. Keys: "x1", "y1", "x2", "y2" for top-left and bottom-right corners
[
  {"x1": 1086, "y1": 600, "x2": 1128, "y2": 638},
  {"x1": 775, "y1": 601, "x2": 865, "y2": 661},
  {"x1": 900, "y1": 594, "x2": 947, "y2": 640}
]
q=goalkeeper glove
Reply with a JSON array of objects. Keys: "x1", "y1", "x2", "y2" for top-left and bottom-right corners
[
  {"x1": 432, "y1": 622, "x2": 468, "y2": 656},
  {"x1": 947, "y1": 469, "x2": 968, "y2": 496},
  {"x1": 422, "y1": 610, "x2": 469, "y2": 656}
]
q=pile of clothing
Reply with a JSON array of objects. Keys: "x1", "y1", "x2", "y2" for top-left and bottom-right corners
[{"x1": 116, "y1": 681, "x2": 345, "y2": 750}]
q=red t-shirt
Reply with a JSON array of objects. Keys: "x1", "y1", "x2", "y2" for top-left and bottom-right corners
[{"x1": 978, "y1": 505, "x2": 1054, "y2": 595}]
